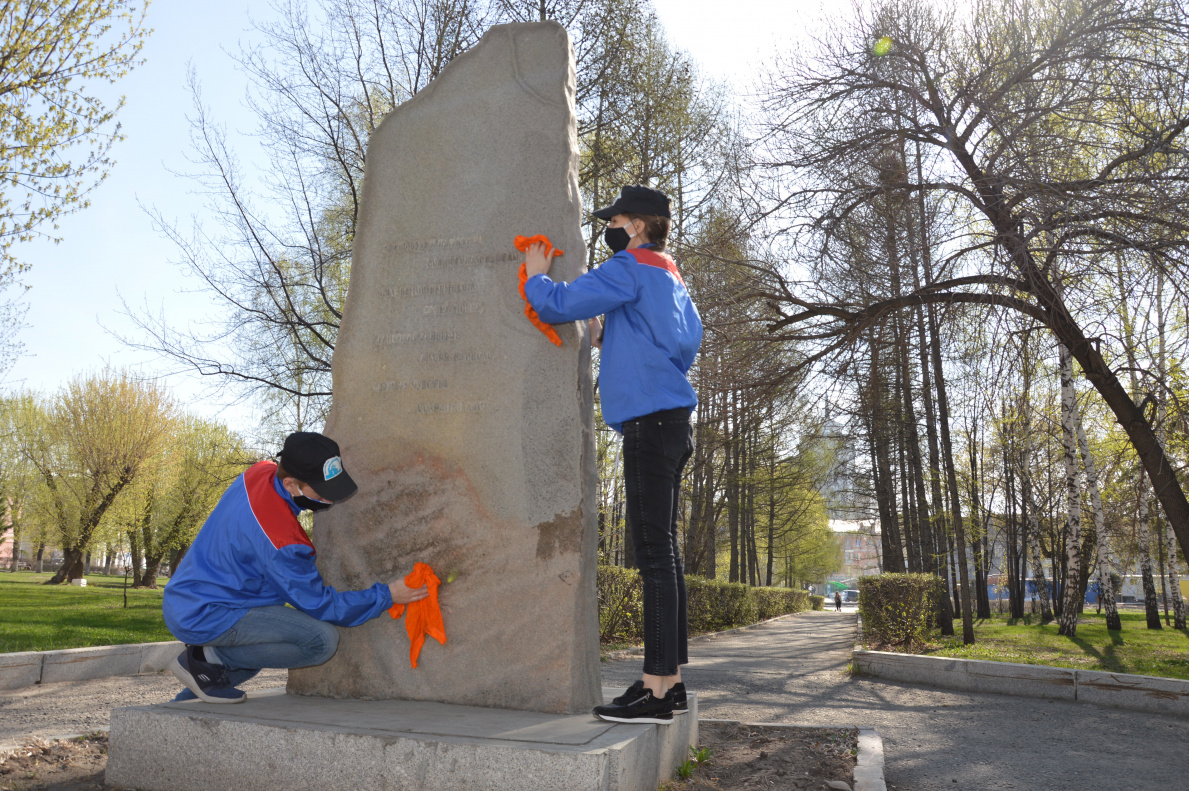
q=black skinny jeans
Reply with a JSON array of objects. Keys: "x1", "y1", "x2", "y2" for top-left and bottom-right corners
[{"x1": 623, "y1": 407, "x2": 695, "y2": 677}]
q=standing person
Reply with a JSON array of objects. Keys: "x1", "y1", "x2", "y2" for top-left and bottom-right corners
[
  {"x1": 835, "y1": 591, "x2": 843, "y2": 612},
  {"x1": 523, "y1": 184, "x2": 703, "y2": 725},
  {"x1": 162, "y1": 431, "x2": 429, "y2": 703}
]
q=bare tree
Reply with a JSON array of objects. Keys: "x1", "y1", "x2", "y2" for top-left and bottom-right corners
[{"x1": 750, "y1": 0, "x2": 1189, "y2": 563}]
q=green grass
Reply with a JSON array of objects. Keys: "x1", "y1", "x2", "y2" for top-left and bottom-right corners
[
  {"x1": 921, "y1": 610, "x2": 1189, "y2": 680},
  {"x1": 0, "y1": 571, "x2": 173, "y2": 653}
]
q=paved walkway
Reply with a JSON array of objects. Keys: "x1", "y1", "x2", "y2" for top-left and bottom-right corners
[
  {"x1": 4, "y1": 611, "x2": 1189, "y2": 789},
  {"x1": 602, "y1": 610, "x2": 1189, "y2": 790}
]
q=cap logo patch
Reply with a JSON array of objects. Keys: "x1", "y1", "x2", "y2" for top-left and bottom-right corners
[{"x1": 323, "y1": 456, "x2": 343, "y2": 481}]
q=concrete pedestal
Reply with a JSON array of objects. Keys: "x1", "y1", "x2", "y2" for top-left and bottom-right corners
[{"x1": 107, "y1": 687, "x2": 697, "y2": 791}]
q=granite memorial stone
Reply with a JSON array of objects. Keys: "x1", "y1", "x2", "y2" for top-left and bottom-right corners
[{"x1": 286, "y1": 21, "x2": 600, "y2": 715}]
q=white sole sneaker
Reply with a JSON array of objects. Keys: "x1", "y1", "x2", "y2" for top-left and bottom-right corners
[{"x1": 170, "y1": 653, "x2": 246, "y2": 704}]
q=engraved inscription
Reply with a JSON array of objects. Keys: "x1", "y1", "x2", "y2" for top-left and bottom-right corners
[
  {"x1": 423, "y1": 302, "x2": 484, "y2": 315},
  {"x1": 373, "y1": 380, "x2": 449, "y2": 392},
  {"x1": 374, "y1": 331, "x2": 457, "y2": 345},
  {"x1": 385, "y1": 282, "x2": 478, "y2": 298},
  {"x1": 386, "y1": 236, "x2": 484, "y2": 255},
  {"x1": 416, "y1": 401, "x2": 491, "y2": 414},
  {"x1": 425, "y1": 251, "x2": 521, "y2": 269},
  {"x1": 420, "y1": 351, "x2": 497, "y2": 363}
]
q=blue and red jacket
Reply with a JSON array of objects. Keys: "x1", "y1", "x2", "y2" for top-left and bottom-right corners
[
  {"x1": 525, "y1": 245, "x2": 702, "y2": 431},
  {"x1": 162, "y1": 460, "x2": 392, "y2": 645}
]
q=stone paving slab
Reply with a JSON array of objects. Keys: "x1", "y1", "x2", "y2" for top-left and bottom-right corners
[{"x1": 107, "y1": 687, "x2": 697, "y2": 791}]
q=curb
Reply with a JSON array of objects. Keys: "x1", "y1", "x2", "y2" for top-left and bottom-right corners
[
  {"x1": 601, "y1": 607, "x2": 835, "y2": 662},
  {"x1": 0, "y1": 642, "x2": 181, "y2": 691},
  {"x1": 853, "y1": 648, "x2": 1189, "y2": 719},
  {"x1": 700, "y1": 719, "x2": 886, "y2": 791}
]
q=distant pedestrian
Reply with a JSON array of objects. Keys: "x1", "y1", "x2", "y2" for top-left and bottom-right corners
[{"x1": 834, "y1": 591, "x2": 843, "y2": 612}]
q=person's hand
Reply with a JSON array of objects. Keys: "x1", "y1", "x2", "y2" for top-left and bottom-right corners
[
  {"x1": 589, "y1": 317, "x2": 604, "y2": 349},
  {"x1": 524, "y1": 241, "x2": 554, "y2": 278},
  {"x1": 389, "y1": 577, "x2": 429, "y2": 605}
]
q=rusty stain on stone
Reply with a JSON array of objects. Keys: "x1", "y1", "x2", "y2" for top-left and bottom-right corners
[{"x1": 534, "y1": 508, "x2": 582, "y2": 559}]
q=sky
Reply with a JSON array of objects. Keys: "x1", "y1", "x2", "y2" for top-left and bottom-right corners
[{"x1": 5, "y1": 0, "x2": 827, "y2": 434}]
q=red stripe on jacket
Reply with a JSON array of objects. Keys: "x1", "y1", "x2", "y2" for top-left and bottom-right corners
[
  {"x1": 627, "y1": 248, "x2": 686, "y2": 287},
  {"x1": 243, "y1": 460, "x2": 316, "y2": 552}
]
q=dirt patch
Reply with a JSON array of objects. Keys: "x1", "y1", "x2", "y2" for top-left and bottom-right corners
[
  {"x1": 664, "y1": 722, "x2": 858, "y2": 791},
  {"x1": 0, "y1": 733, "x2": 107, "y2": 791}
]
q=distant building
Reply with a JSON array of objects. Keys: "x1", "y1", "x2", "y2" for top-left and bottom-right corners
[
  {"x1": 821, "y1": 419, "x2": 876, "y2": 520},
  {"x1": 0, "y1": 527, "x2": 14, "y2": 566},
  {"x1": 827, "y1": 518, "x2": 881, "y2": 590}
]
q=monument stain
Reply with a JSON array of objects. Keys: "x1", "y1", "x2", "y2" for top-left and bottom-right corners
[{"x1": 533, "y1": 507, "x2": 583, "y2": 560}]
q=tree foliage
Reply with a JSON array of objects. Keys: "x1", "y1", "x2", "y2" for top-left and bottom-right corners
[
  {"x1": 12, "y1": 370, "x2": 173, "y2": 583},
  {"x1": 0, "y1": 0, "x2": 149, "y2": 275}
]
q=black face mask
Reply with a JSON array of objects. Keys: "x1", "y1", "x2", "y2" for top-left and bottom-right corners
[
  {"x1": 293, "y1": 495, "x2": 333, "y2": 512},
  {"x1": 603, "y1": 225, "x2": 630, "y2": 253}
]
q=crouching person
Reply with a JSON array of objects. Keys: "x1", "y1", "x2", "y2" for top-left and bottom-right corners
[{"x1": 162, "y1": 431, "x2": 428, "y2": 703}]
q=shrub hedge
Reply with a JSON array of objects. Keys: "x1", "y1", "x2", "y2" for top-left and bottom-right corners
[
  {"x1": 597, "y1": 565, "x2": 812, "y2": 644},
  {"x1": 857, "y1": 572, "x2": 942, "y2": 650}
]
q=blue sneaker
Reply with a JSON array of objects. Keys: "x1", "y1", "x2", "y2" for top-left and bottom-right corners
[
  {"x1": 171, "y1": 687, "x2": 198, "y2": 702},
  {"x1": 170, "y1": 646, "x2": 246, "y2": 704}
]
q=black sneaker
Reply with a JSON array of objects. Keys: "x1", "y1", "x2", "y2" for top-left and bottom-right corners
[
  {"x1": 170, "y1": 646, "x2": 246, "y2": 704},
  {"x1": 671, "y1": 682, "x2": 688, "y2": 714},
  {"x1": 594, "y1": 687, "x2": 674, "y2": 724},
  {"x1": 612, "y1": 680, "x2": 645, "y2": 706}
]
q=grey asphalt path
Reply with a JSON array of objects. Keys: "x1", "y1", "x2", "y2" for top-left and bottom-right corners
[{"x1": 601, "y1": 610, "x2": 1189, "y2": 791}]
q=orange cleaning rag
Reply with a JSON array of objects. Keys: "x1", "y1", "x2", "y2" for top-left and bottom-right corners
[
  {"x1": 387, "y1": 562, "x2": 447, "y2": 669},
  {"x1": 514, "y1": 234, "x2": 564, "y2": 347}
]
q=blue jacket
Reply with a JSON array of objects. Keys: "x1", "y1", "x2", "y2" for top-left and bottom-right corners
[
  {"x1": 162, "y1": 460, "x2": 393, "y2": 645},
  {"x1": 525, "y1": 246, "x2": 702, "y2": 431}
]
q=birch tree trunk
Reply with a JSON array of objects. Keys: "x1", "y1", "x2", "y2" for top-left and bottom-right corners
[
  {"x1": 1137, "y1": 472, "x2": 1163, "y2": 630},
  {"x1": 1073, "y1": 394, "x2": 1120, "y2": 630},
  {"x1": 1162, "y1": 517, "x2": 1183, "y2": 628},
  {"x1": 1057, "y1": 345, "x2": 1083, "y2": 637},
  {"x1": 1021, "y1": 397, "x2": 1054, "y2": 623}
]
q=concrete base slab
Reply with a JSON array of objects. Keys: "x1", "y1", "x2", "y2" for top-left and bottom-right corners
[{"x1": 107, "y1": 687, "x2": 697, "y2": 791}]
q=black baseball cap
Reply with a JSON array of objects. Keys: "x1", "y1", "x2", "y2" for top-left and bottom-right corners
[
  {"x1": 592, "y1": 185, "x2": 671, "y2": 220},
  {"x1": 278, "y1": 432, "x2": 358, "y2": 501}
]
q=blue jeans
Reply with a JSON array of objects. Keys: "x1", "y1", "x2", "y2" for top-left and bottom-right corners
[
  {"x1": 623, "y1": 408, "x2": 695, "y2": 677},
  {"x1": 172, "y1": 605, "x2": 339, "y2": 701}
]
